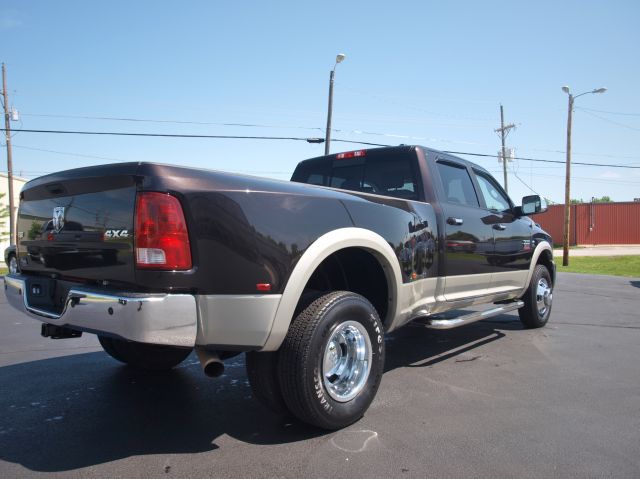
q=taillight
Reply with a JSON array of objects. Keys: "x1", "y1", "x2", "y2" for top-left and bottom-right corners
[{"x1": 135, "y1": 192, "x2": 192, "y2": 270}]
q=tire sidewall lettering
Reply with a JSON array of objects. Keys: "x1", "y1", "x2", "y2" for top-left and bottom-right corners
[{"x1": 306, "y1": 296, "x2": 384, "y2": 424}]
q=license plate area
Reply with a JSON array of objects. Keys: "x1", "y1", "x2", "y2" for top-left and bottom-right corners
[{"x1": 24, "y1": 277, "x2": 71, "y2": 315}]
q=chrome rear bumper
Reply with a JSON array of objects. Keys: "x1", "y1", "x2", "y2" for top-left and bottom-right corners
[{"x1": 3, "y1": 274, "x2": 197, "y2": 347}]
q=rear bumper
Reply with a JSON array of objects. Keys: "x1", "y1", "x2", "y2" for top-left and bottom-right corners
[{"x1": 3, "y1": 274, "x2": 197, "y2": 347}]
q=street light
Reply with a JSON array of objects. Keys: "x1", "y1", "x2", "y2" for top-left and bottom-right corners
[
  {"x1": 561, "y1": 85, "x2": 607, "y2": 266},
  {"x1": 324, "y1": 53, "x2": 346, "y2": 155}
]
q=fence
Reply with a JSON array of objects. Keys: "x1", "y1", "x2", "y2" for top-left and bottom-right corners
[{"x1": 531, "y1": 202, "x2": 640, "y2": 246}]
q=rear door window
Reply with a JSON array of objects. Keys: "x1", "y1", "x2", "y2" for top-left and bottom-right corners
[
  {"x1": 363, "y1": 156, "x2": 417, "y2": 199},
  {"x1": 436, "y1": 161, "x2": 479, "y2": 207}
]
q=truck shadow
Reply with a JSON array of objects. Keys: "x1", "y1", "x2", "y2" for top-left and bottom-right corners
[
  {"x1": 0, "y1": 315, "x2": 522, "y2": 473},
  {"x1": 384, "y1": 315, "x2": 521, "y2": 372}
]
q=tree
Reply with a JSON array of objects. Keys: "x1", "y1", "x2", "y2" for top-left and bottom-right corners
[{"x1": 570, "y1": 196, "x2": 612, "y2": 205}]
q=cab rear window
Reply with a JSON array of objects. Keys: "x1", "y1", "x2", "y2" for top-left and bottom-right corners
[{"x1": 292, "y1": 153, "x2": 419, "y2": 200}]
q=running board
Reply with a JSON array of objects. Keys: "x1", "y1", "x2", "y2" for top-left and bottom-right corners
[{"x1": 416, "y1": 301, "x2": 524, "y2": 330}]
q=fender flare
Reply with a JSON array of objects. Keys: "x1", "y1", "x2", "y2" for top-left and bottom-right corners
[
  {"x1": 519, "y1": 240, "x2": 554, "y2": 296},
  {"x1": 260, "y1": 227, "x2": 403, "y2": 351}
]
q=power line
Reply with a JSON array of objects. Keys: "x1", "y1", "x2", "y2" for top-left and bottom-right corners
[
  {"x1": 444, "y1": 149, "x2": 640, "y2": 169},
  {"x1": 4, "y1": 127, "x2": 640, "y2": 169},
  {"x1": 513, "y1": 146, "x2": 640, "y2": 161},
  {"x1": 21, "y1": 112, "x2": 325, "y2": 132},
  {"x1": 1, "y1": 128, "x2": 323, "y2": 142},
  {"x1": 21, "y1": 111, "x2": 498, "y2": 147},
  {"x1": 577, "y1": 109, "x2": 640, "y2": 132},
  {"x1": 576, "y1": 107, "x2": 640, "y2": 117},
  {"x1": 508, "y1": 163, "x2": 557, "y2": 204},
  {"x1": 20, "y1": 110, "x2": 640, "y2": 160},
  {"x1": 12, "y1": 144, "x2": 124, "y2": 162},
  {"x1": 487, "y1": 168, "x2": 640, "y2": 186},
  {"x1": 333, "y1": 139, "x2": 640, "y2": 169}
]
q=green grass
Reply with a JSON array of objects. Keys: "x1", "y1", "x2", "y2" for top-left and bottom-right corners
[
  {"x1": 0, "y1": 267, "x2": 7, "y2": 276},
  {"x1": 558, "y1": 255, "x2": 640, "y2": 278}
]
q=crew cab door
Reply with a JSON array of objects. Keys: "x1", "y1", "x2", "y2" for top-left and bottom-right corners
[
  {"x1": 472, "y1": 169, "x2": 532, "y2": 291},
  {"x1": 435, "y1": 159, "x2": 494, "y2": 300}
]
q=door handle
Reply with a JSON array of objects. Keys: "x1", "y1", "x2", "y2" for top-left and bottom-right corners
[
  {"x1": 493, "y1": 223, "x2": 507, "y2": 231},
  {"x1": 447, "y1": 217, "x2": 464, "y2": 226}
]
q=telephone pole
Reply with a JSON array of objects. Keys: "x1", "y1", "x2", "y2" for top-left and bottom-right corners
[
  {"x1": 560, "y1": 85, "x2": 607, "y2": 266},
  {"x1": 494, "y1": 104, "x2": 515, "y2": 193},
  {"x1": 2, "y1": 63, "x2": 15, "y2": 246}
]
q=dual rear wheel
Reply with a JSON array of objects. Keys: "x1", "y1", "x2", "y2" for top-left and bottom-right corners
[{"x1": 246, "y1": 291, "x2": 385, "y2": 430}]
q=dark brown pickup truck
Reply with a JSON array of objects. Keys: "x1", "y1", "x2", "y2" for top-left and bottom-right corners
[{"x1": 4, "y1": 145, "x2": 555, "y2": 429}]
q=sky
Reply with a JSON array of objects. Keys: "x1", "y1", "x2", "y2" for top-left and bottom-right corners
[{"x1": 2, "y1": 0, "x2": 640, "y2": 204}]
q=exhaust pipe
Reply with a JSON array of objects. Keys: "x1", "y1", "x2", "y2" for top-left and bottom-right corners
[{"x1": 195, "y1": 347, "x2": 225, "y2": 378}]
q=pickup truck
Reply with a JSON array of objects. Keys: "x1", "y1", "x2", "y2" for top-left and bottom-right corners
[{"x1": 3, "y1": 145, "x2": 555, "y2": 430}]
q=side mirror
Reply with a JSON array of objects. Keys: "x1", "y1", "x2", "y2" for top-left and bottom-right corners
[{"x1": 521, "y1": 195, "x2": 547, "y2": 215}]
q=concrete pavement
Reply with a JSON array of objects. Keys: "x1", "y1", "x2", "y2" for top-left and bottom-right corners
[{"x1": 553, "y1": 244, "x2": 640, "y2": 257}]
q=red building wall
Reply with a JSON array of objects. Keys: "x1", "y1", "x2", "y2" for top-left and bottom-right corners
[{"x1": 532, "y1": 202, "x2": 640, "y2": 245}]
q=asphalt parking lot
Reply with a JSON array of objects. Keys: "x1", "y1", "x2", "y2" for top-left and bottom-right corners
[{"x1": 1, "y1": 272, "x2": 639, "y2": 478}]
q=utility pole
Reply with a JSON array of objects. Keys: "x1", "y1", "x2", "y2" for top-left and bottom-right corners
[
  {"x1": 562, "y1": 93, "x2": 573, "y2": 267},
  {"x1": 2, "y1": 63, "x2": 15, "y2": 247},
  {"x1": 494, "y1": 104, "x2": 515, "y2": 193},
  {"x1": 560, "y1": 85, "x2": 606, "y2": 267}
]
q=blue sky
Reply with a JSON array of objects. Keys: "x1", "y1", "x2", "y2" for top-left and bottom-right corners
[{"x1": 2, "y1": 0, "x2": 640, "y2": 203}]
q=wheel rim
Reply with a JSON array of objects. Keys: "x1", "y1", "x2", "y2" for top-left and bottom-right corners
[
  {"x1": 536, "y1": 278, "x2": 552, "y2": 316},
  {"x1": 322, "y1": 320, "x2": 372, "y2": 402}
]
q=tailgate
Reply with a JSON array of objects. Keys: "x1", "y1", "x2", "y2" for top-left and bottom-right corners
[{"x1": 16, "y1": 164, "x2": 140, "y2": 285}]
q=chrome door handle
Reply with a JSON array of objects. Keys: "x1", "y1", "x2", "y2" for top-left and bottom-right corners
[
  {"x1": 447, "y1": 217, "x2": 464, "y2": 226},
  {"x1": 493, "y1": 224, "x2": 507, "y2": 231}
]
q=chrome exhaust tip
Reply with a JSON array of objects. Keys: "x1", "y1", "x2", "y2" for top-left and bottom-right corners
[{"x1": 195, "y1": 347, "x2": 225, "y2": 378}]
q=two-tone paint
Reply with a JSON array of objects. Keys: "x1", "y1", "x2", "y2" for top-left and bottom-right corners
[{"x1": 6, "y1": 146, "x2": 554, "y2": 352}]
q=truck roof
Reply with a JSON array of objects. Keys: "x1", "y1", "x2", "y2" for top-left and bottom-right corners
[{"x1": 297, "y1": 145, "x2": 492, "y2": 176}]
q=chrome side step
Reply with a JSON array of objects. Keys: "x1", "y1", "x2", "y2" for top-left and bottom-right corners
[{"x1": 415, "y1": 301, "x2": 524, "y2": 330}]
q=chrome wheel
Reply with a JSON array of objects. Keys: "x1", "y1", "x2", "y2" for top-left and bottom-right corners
[
  {"x1": 536, "y1": 278, "x2": 552, "y2": 316},
  {"x1": 322, "y1": 320, "x2": 372, "y2": 402}
]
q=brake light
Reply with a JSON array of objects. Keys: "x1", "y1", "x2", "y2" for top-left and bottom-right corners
[
  {"x1": 135, "y1": 192, "x2": 192, "y2": 270},
  {"x1": 256, "y1": 283, "x2": 272, "y2": 292},
  {"x1": 336, "y1": 150, "x2": 366, "y2": 160}
]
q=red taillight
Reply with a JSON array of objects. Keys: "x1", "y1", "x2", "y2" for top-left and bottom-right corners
[
  {"x1": 135, "y1": 192, "x2": 192, "y2": 270},
  {"x1": 256, "y1": 283, "x2": 272, "y2": 292},
  {"x1": 336, "y1": 149, "x2": 366, "y2": 160}
]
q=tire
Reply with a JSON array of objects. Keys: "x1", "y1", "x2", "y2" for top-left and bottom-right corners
[
  {"x1": 245, "y1": 290, "x2": 323, "y2": 415},
  {"x1": 245, "y1": 351, "x2": 288, "y2": 414},
  {"x1": 518, "y1": 264, "x2": 553, "y2": 329},
  {"x1": 277, "y1": 291, "x2": 385, "y2": 430},
  {"x1": 98, "y1": 335, "x2": 192, "y2": 371}
]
